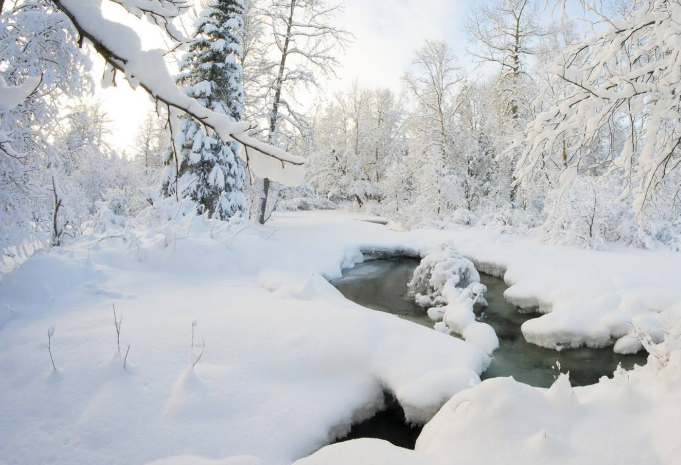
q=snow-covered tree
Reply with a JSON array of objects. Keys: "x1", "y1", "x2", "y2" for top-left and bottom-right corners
[
  {"x1": 515, "y1": 0, "x2": 681, "y2": 244},
  {"x1": 52, "y1": 0, "x2": 305, "y2": 188},
  {"x1": 253, "y1": 0, "x2": 351, "y2": 223},
  {"x1": 401, "y1": 40, "x2": 466, "y2": 218},
  {"x1": 162, "y1": 0, "x2": 248, "y2": 219},
  {"x1": 0, "y1": 0, "x2": 89, "y2": 261},
  {"x1": 466, "y1": 0, "x2": 544, "y2": 123},
  {"x1": 307, "y1": 84, "x2": 406, "y2": 206},
  {"x1": 133, "y1": 111, "x2": 170, "y2": 183}
]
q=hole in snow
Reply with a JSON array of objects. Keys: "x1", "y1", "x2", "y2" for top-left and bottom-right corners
[{"x1": 333, "y1": 391, "x2": 422, "y2": 450}]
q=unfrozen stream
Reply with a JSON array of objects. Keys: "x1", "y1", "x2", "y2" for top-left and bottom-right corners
[{"x1": 332, "y1": 257, "x2": 648, "y2": 388}]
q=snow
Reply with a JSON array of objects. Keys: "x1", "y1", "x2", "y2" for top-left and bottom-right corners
[
  {"x1": 408, "y1": 242, "x2": 498, "y2": 354},
  {"x1": 305, "y1": 357, "x2": 681, "y2": 465},
  {"x1": 0, "y1": 75, "x2": 40, "y2": 111},
  {"x1": 0, "y1": 210, "x2": 489, "y2": 465},
  {"x1": 2, "y1": 210, "x2": 681, "y2": 465}
]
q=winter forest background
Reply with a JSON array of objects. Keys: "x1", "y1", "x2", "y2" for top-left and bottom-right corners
[{"x1": 2, "y1": 0, "x2": 681, "y2": 271}]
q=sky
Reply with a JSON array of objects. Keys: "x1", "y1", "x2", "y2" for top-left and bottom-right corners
[{"x1": 99, "y1": 0, "x2": 585, "y2": 153}]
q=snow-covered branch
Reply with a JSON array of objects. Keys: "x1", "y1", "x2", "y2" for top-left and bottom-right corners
[{"x1": 52, "y1": 0, "x2": 305, "y2": 186}]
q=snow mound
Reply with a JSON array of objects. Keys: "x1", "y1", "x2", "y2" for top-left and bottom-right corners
[
  {"x1": 294, "y1": 439, "x2": 433, "y2": 465},
  {"x1": 301, "y1": 341, "x2": 681, "y2": 465},
  {"x1": 0, "y1": 211, "x2": 490, "y2": 465},
  {"x1": 408, "y1": 243, "x2": 498, "y2": 354},
  {"x1": 408, "y1": 241, "x2": 480, "y2": 307}
]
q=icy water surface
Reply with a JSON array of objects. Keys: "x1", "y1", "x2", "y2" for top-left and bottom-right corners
[{"x1": 332, "y1": 257, "x2": 648, "y2": 388}]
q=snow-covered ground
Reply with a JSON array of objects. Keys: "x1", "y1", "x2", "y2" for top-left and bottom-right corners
[
  {"x1": 1, "y1": 210, "x2": 680, "y2": 465},
  {"x1": 299, "y1": 360, "x2": 681, "y2": 465}
]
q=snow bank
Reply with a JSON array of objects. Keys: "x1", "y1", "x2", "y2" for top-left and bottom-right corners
[
  {"x1": 301, "y1": 336, "x2": 681, "y2": 465},
  {"x1": 404, "y1": 225, "x2": 681, "y2": 353},
  {"x1": 295, "y1": 439, "x2": 430, "y2": 465},
  {"x1": 0, "y1": 210, "x2": 489, "y2": 465}
]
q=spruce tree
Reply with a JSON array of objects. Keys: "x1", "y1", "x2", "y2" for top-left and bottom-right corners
[{"x1": 163, "y1": 0, "x2": 247, "y2": 219}]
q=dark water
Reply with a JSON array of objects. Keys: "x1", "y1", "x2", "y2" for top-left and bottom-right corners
[
  {"x1": 330, "y1": 257, "x2": 648, "y2": 449},
  {"x1": 332, "y1": 257, "x2": 648, "y2": 388},
  {"x1": 334, "y1": 391, "x2": 422, "y2": 449}
]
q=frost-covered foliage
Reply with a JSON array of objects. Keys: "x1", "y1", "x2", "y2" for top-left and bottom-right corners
[
  {"x1": 537, "y1": 175, "x2": 638, "y2": 249},
  {"x1": 163, "y1": 0, "x2": 248, "y2": 220},
  {"x1": 0, "y1": 1, "x2": 89, "y2": 262},
  {"x1": 307, "y1": 85, "x2": 406, "y2": 206},
  {"x1": 514, "y1": 0, "x2": 681, "y2": 241}
]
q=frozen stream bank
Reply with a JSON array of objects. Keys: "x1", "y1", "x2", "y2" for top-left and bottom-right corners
[{"x1": 332, "y1": 257, "x2": 648, "y2": 388}]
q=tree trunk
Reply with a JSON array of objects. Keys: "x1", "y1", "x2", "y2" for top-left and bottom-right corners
[
  {"x1": 50, "y1": 166, "x2": 63, "y2": 247},
  {"x1": 258, "y1": 177, "x2": 270, "y2": 224},
  {"x1": 258, "y1": 0, "x2": 295, "y2": 224}
]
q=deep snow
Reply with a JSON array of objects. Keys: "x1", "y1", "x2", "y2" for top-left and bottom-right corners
[
  {"x1": 0, "y1": 211, "x2": 489, "y2": 465},
  {"x1": 1, "y1": 210, "x2": 680, "y2": 465}
]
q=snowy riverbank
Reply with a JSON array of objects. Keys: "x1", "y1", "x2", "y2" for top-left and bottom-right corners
[{"x1": 1, "y1": 210, "x2": 679, "y2": 465}]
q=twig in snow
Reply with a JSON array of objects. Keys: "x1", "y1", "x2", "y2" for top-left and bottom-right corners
[
  {"x1": 124, "y1": 344, "x2": 131, "y2": 370},
  {"x1": 47, "y1": 326, "x2": 56, "y2": 371},
  {"x1": 192, "y1": 337, "x2": 205, "y2": 368},
  {"x1": 113, "y1": 304, "x2": 122, "y2": 353},
  {"x1": 264, "y1": 229, "x2": 278, "y2": 241}
]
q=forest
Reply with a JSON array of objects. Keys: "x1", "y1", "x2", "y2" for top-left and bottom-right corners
[
  {"x1": 1, "y1": 1, "x2": 681, "y2": 465},
  {"x1": 2, "y1": 0, "x2": 681, "y2": 264}
]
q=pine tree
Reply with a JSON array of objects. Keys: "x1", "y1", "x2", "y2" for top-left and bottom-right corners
[{"x1": 163, "y1": 0, "x2": 248, "y2": 220}]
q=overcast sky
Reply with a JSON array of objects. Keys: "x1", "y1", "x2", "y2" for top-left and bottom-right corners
[{"x1": 99, "y1": 0, "x2": 582, "y2": 152}]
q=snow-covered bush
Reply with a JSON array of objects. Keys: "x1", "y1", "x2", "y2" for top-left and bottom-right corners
[
  {"x1": 408, "y1": 242, "x2": 497, "y2": 354},
  {"x1": 450, "y1": 208, "x2": 475, "y2": 226},
  {"x1": 537, "y1": 176, "x2": 637, "y2": 249},
  {"x1": 408, "y1": 242, "x2": 482, "y2": 308},
  {"x1": 475, "y1": 205, "x2": 538, "y2": 234},
  {"x1": 97, "y1": 189, "x2": 133, "y2": 230},
  {"x1": 276, "y1": 183, "x2": 339, "y2": 212}
]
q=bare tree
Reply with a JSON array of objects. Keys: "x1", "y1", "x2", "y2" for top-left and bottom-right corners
[
  {"x1": 466, "y1": 0, "x2": 544, "y2": 121},
  {"x1": 402, "y1": 40, "x2": 463, "y2": 162},
  {"x1": 132, "y1": 111, "x2": 168, "y2": 179},
  {"x1": 255, "y1": 0, "x2": 351, "y2": 223}
]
